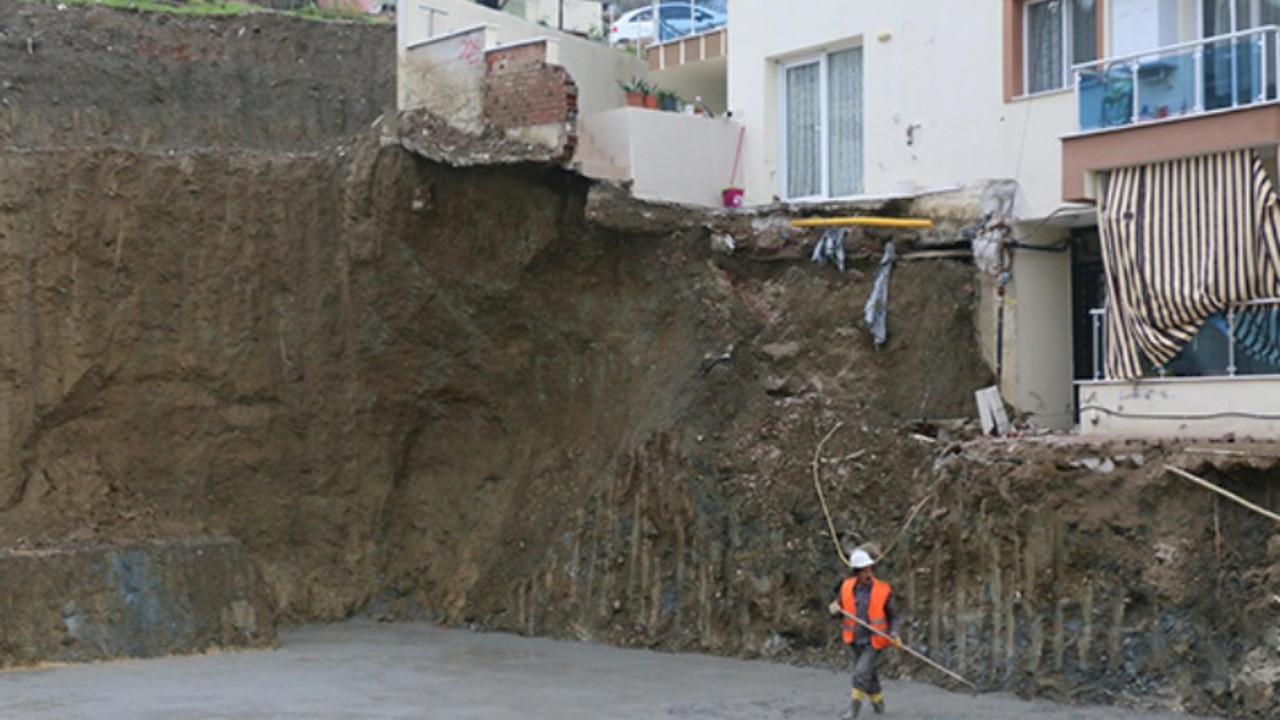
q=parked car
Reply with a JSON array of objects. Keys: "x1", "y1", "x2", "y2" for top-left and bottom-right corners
[{"x1": 608, "y1": 3, "x2": 726, "y2": 45}]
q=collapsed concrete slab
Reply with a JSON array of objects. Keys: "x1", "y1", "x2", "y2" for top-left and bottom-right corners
[{"x1": 0, "y1": 537, "x2": 276, "y2": 667}]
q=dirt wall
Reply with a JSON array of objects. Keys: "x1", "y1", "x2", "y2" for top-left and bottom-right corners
[{"x1": 0, "y1": 2, "x2": 395, "y2": 150}]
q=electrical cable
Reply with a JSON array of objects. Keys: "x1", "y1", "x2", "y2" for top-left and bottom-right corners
[
  {"x1": 1078, "y1": 405, "x2": 1280, "y2": 421},
  {"x1": 812, "y1": 422, "x2": 851, "y2": 567},
  {"x1": 1004, "y1": 205, "x2": 1091, "y2": 251}
]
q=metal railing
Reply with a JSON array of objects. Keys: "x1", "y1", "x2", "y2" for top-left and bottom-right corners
[
  {"x1": 1089, "y1": 307, "x2": 1106, "y2": 380},
  {"x1": 1089, "y1": 298, "x2": 1280, "y2": 379},
  {"x1": 1073, "y1": 25, "x2": 1280, "y2": 132}
]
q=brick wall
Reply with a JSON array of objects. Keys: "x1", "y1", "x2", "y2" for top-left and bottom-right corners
[{"x1": 483, "y1": 41, "x2": 578, "y2": 160}]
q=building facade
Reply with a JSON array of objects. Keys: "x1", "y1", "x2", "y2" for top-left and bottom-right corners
[{"x1": 727, "y1": 0, "x2": 1280, "y2": 437}]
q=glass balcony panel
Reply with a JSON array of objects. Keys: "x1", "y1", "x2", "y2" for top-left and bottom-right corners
[
  {"x1": 1075, "y1": 27, "x2": 1280, "y2": 132},
  {"x1": 1077, "y1": 61, "x2": 1135, "y2": 130},
  {"x1": 1203, "y1": 37, "x2": 1266, "y2": 110},
  {"x1": 1090, "y1": 302, "x2": 1280, "y2": 380},
  {"x1": 1133, "y1": 50, "x2": 1196, "y2": 121},
  {"x1": 1164, "y1": 315, "x2": 1235, "y2": 376}
]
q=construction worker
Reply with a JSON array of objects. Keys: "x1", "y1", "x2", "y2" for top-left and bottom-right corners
[{"x1": 828, "y1": 548, "x2": 900, "y2": 717}]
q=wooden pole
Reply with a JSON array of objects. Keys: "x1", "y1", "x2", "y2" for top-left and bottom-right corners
[
  {"x1": 835, "y1": 609, "x2": 977, "y2": 691},
  {"x1": 1164, "y1": 465, "x2": 1280, "y2": 524}
]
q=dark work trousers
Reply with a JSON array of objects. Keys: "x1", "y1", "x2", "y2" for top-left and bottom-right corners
[{"x1": 849, "y1": 642, "x2": 882, "y2": 695}]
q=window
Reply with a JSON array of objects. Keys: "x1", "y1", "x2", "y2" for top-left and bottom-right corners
[
  {"x1": 780, "y1": 47, "x2": 864, "y2": 200},
  {"x1": 1203, "y1": 0, "x2": 1280, "y2": 34},
  {"x1": 1024, "y1": 0, "x2": 1098, "y2": 94}
]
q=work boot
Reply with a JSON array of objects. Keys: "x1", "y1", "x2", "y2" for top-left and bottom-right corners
[
  {"x1": 870, "y1": 692, "x2": 885, "y2": 714},
  {"x1": 849, "y1": 689, "x2": 865, "y2": 718}
]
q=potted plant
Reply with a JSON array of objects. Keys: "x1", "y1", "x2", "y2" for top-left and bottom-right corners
[
  {"x1": 619, "y1": 77, "x2": 650, "y2": 108},
  {"x1": 640, "y1": 80, "x2": 659, "y2": 109},
  {"x1": 656, "y1": 89, "x2": 680, "y2": 112}
]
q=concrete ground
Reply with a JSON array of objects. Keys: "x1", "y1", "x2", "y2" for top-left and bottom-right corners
[{"x1": 0, "y1": 621, "x2": 1219, "y2": 720}]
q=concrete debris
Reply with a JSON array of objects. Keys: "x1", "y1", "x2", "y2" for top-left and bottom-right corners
[
  {"x1": 710, "y1": 232, "x2": 736, "y2": 254},
  {"x1": 1072, "y1": 456, "x2": 1117, "y2": 474},
  {"x1": 760, "y1": 341, "x2": 801, "y2": 362}
]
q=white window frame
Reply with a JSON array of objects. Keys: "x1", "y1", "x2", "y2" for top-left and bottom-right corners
[
  {"x1": 777, "y1": 45, "x2": 863, "y2": 202},
  {"x1": 1023, "y1": 0, "x2": 1096, "y2": 95}
]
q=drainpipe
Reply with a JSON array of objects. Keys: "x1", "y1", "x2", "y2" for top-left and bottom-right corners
[
  {"x1": 996, "y1": 279, "x2": 1006, "y2": 382},
  {"x1": 995, "y1": 251, "x2": 1011, "y2": 384}
]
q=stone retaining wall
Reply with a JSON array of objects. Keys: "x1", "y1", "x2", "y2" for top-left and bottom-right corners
[{"x1": 0, "y1": 537, "x2": 276, "y2": 667}]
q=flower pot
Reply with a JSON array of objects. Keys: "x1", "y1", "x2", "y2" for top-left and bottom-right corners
[
  {"x1": 644, "y1": 94, "x2": 659, "y2": 109},
  {"x1": 721, "y1": 187, "x2": 744, "y2": 208},
  {"x1": 625, "y1": 91, "x2": 646, "y2": 107}
]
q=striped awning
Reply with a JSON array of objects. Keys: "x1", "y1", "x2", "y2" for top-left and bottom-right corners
[{"x1": 1097, "y1": 149, "x2": 1280, "y2": 379}]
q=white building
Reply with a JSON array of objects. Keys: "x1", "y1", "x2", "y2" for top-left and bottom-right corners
[
  {"x1": 725, "y1": 0, "x2": 1280, "y2": 438},
  {"x1": 392, "y1": 0, "x2": 1280, "y2": 438}
]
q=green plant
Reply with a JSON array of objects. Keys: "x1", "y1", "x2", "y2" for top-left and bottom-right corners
[
  {"x1": 618, "y1": 77, "x2": 654, "y2": 95},
  {"x1": 54, "y1": 0, "x2": 258, "y2": 14},
  {"x1": 51, "y1": 0, "x2": 390, "y2": 22}
]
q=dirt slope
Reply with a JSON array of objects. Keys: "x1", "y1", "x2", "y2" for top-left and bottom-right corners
[{"x1": 0, "y1": 3, "x2": 1277, "y2": 718}]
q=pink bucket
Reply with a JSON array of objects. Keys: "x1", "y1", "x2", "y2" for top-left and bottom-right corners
[{"x1": 721, "y1": 187, "x2": 744, "y2": 208}]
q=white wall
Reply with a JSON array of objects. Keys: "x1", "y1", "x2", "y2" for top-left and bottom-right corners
[
  {"x1": 399, "y1": 26, "x2": 496, "y2": 128},
  {"x1": 726, "y1": 0, "x2": 1074, "y2": 220},
  {"x1": 553, "y1": 34, "x2": 649, "y2": 118},
  {"x1": 578, "y1": 108, "x2": 744, "y2": 206},
  {"x1": 398, "y1": 0, "x2": 645, "y2": 117},
  {"x1": 727, "y1": 0, "x2": 1086, "y2": 430},
  {"x1": 1005, "y1": 233, "x2": 1075, "y2": 429},
  {"x1": 524, "y1": 0, "x2": 604, "y2": 36},
  {"x1": 1079, "y1": 376, "x2": 1280, "y2": 439}
]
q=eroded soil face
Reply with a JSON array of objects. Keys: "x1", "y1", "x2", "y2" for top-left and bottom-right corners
[{"x1": 1, "y1": 3, "x2": 1278, "y2": 718}]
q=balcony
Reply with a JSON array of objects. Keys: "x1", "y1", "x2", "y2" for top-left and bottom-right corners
[
  {"x1": 1061, "y1": 26, "x2": 1280, "y2": 202},
  {"x1": 1078, "y1": 299, "x2": 1280, "y2": 438},
  {"x1": 576, "y1": 107, "x2": 743, "y2": 207}
]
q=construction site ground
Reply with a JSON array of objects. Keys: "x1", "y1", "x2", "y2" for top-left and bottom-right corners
[{"x1": 0, "y1": 621, "x2": 1227, "y2": 720}]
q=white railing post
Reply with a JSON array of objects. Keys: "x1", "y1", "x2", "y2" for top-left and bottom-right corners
[
  {"x1": 1258, "y1": 31, "x2": 1268, "y2": 103},
  {"x1": 1194, "y1": 47, "x2": 1204, "y2": 112},
  {"x1": 1091, "y1": 308, "x2": 1103, "y2": 380},
  {"x1": 1232, "y1": 35, "x2": 1241, "y2": 107},
  {"x1": 1129, "y1": 60, "x2": 1140, "y2": 123},
  {"x1": 1227, "y1": 306, "x2": 1238, "y2": 376}
]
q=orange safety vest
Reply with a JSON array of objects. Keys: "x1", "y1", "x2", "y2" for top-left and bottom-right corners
[{"x1": 839, "y1": 576, "x2": 892, "y2": 649}]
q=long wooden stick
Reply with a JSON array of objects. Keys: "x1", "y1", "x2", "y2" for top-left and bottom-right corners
[
  {"x1": 835, "y1": 608, "x2": 977, "y2": 691},
  {"x1": 1164, "y1": 465, "x2": 1280, "y2": 524}
]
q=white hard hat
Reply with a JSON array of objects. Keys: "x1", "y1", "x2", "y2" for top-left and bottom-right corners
[{"x1": 848, "y1": 549, "x2": 875, "y2": 569}]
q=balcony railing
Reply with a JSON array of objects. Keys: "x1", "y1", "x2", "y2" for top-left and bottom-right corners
[
  {"x1": 1073, "y1": 26, "x2": 1280, "y2": 132},
  {"x1": 1089, "y1": 298, "x2": 1280, "y2": 380}
]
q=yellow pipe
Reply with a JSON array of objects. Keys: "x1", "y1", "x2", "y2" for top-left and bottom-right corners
[{"x1": 789, "y1": 216, "x2": 933, "y2": 229}]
